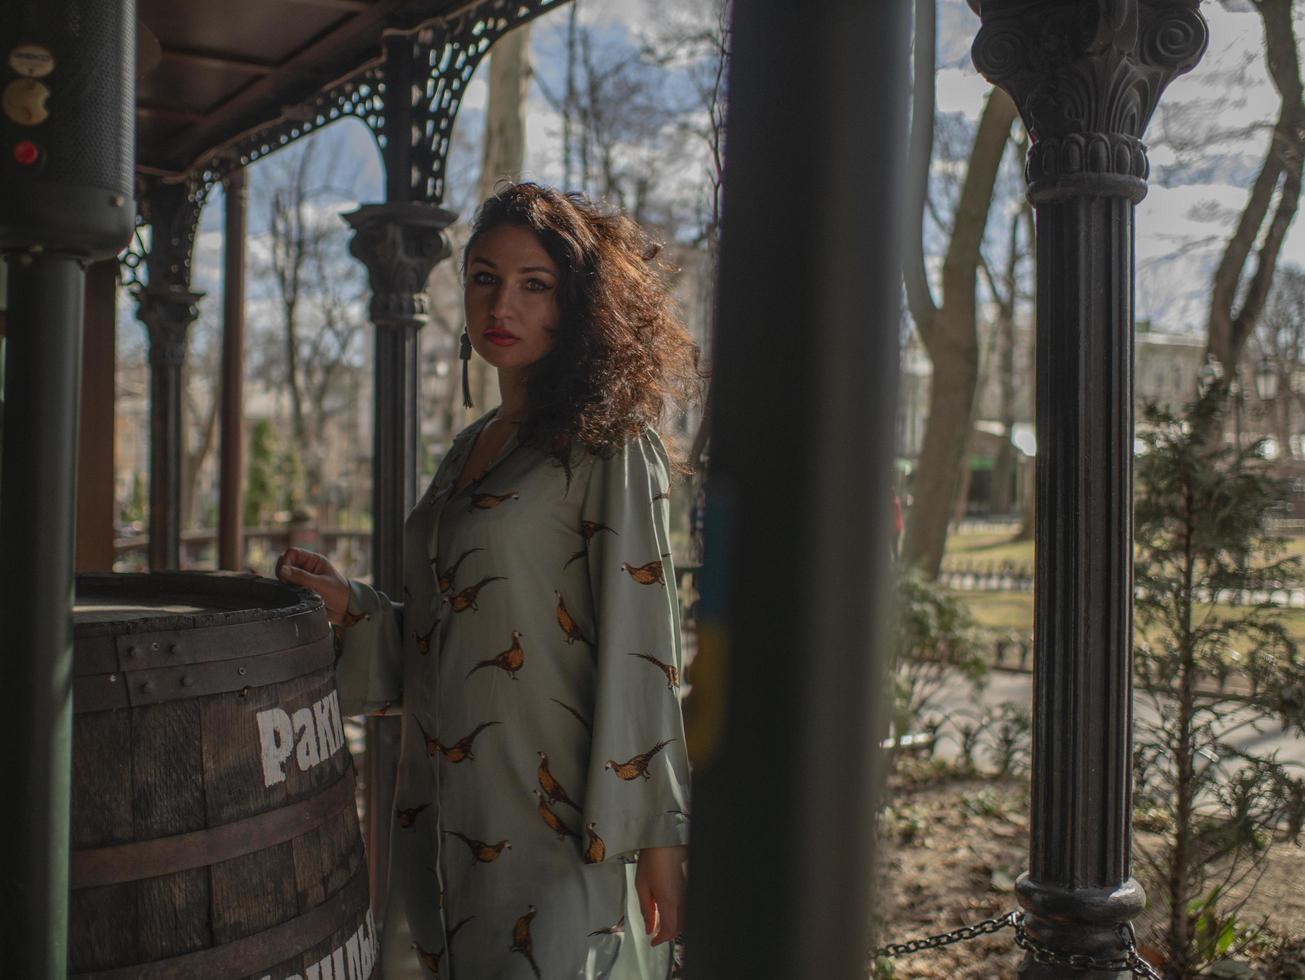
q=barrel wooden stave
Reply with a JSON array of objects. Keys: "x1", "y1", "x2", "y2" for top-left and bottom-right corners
[{"x1": 68, "y1": 574, "x2": 372, "y2": 980}]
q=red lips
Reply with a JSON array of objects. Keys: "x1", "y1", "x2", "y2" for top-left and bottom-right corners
[{"x1": 483, "y1": 328, "x2": 518, "y2": 346}]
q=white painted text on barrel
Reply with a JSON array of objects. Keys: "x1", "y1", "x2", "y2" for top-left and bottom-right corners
[{"x1": 257, "y1": 690, "x2": 345, "y2": 787}]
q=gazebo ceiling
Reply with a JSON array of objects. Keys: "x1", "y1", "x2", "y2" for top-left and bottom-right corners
[{"x1": 135, "y1": 0, "x2": 467, "y2": 178}]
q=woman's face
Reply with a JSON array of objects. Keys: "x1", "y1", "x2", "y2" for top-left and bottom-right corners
[{"x1": 464, "y1": 224, "x2": 563, "y2": 374}]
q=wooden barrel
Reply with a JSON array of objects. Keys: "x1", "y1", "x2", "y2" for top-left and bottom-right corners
[{"x1": 69, "y1": 572, "x2": 374, "y2": 980}]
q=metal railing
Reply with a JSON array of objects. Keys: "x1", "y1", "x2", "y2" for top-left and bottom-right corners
[{"x1": 112, "y1": 525, "x2": 374, "y2": 581}]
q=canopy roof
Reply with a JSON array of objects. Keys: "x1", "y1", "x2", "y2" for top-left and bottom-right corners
[{"x1": 136, "y1": 0, "x2": 464, "y2": 178}]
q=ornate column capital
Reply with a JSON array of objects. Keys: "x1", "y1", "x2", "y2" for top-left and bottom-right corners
[
  {"x1": 136, "y1": 283, "x2": 203, "y2": 366},
  {"x1": 972, "y1": 0, "x2": 1207, "y2": 203},
  {"x1": 343, "y1": 202, "x2": 456, "y2": 330}
]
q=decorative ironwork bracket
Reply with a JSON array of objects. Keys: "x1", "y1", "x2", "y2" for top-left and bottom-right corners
[{"x1": 187, "y1": 0, "x2": 571, "y2": 205}]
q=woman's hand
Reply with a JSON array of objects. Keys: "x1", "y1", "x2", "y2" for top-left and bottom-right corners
[
  {"x1": 275, "y1": 548, "x2": 350, "y2": 625},
  {"x1": 634, "y1": 844, "x2": 688, "y2": 946}
]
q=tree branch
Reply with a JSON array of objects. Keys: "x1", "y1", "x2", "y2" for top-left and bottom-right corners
[{"x1": 904, "y1": 0, "x2": 939, "y2": 336}]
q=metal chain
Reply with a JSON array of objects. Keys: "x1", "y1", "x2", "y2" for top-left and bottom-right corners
[
  {"x1": 870, "y1": 910, "x2": 1018, "y2": 960},
  {"x1": 871, "y1": 912, "x2": 1165, "y2": 980},
  {"x1": 1014, "y1": 919, "x2": 1165, "y2": 980}
]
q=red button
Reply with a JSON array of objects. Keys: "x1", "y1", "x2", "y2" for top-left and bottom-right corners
[{"x1": 13, "y1": 140, "x2": 40, "y2": 165}]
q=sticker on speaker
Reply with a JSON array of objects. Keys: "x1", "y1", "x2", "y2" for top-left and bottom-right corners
[
  {"x1": 8, "y1": 45, "x2": 55, "y2": 79},
  {"x1": 3, "y1": 79, "x2": 50, "y2": 126}
]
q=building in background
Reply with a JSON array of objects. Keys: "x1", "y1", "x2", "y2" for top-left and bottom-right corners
[{"x1": 896, "y1": 319, "x2": 1304, "y2": 519}]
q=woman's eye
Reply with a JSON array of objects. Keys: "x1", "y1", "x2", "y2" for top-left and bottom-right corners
[
  {"x1": 471, "y1": 271, "x2": 496, "y2": 285},
  {"x1": 525, "y1": 278, "x2": 552, "y2": 292}
]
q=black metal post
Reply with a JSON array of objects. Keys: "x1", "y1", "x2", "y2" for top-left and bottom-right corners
[
  {"x1": 683, "y1": 1, "x2": 908, "y2": 977},
  {"x1": 343, "y1": 200, "x2": 453, "y2": 924},
  {"x1": 0, "y1": 252, "x2": 84, "y2": 978},
  {"x1": 0, "y1": 4, "x2": 134, "y2": 972},
  {"x1": 219, "y1": 169, "x2": 248, "y2": 571},
  {"x1": 137, "y1": 282, "x2": 202, "y2": 570},
  {"x1": 972, "y1": 3, "x2": 1207, "y2": 975}
]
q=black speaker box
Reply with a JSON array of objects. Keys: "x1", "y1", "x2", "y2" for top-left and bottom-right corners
[{"x1": 0, "y1": 0, "x2": 135, "y2": 258}]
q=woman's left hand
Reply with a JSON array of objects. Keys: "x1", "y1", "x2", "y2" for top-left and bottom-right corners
[{"x1": 634, "y1": 844, "x2": 688, "y2": 946}]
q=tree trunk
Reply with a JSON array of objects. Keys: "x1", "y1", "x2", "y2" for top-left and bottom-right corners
[
  {"x1": 179, "y1": 363, "x2": 221, "y2": 533},
  {"x1": 468, "y1": 24, "x2": 533, "y2": 414},
  {"x1": 1013, "y1": 460, "x2": 1034, "y2": 542},
  {"x1": 909, "y1": 345, "x2": 979, "y2": 574},
  {"x1": 990, "y1": 206, "x2": 1023, "y2": 516},
  {"x1": 1206, "y1": 0, "x2": 1303, "y2": 374},
  {"x1": 902, "y1": 84, "x2": 1017, "y2": 576},
  {"x1": 562, "y1": 3, "x2": 579, "y2": 189}
]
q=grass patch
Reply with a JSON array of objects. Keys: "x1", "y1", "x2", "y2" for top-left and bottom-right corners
[
  {"x1": 943, "y1": 530, "x2": 1033, "y2": 567},
  {"x1": 956, "y1": 589, "x2": 1305, "y2": 646},
  {"x1": 945, "y1": 526, "x2": 1305, "y2": 571}
]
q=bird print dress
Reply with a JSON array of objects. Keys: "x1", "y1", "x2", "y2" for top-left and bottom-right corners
[{"x1": 335, "y1": 408, "x2": 690, "y2": 980}]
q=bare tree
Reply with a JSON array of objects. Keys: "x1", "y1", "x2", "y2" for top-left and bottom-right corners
[
  {"x1": 250, "y1": 139, "x2": 369, "y2": 511},
  {"x1": 982, "y1": 181, "x2": 1033, "y2": 519},
  {"x1": 901, "y1": 0, "x2": 1018, "y2": 576},
  {"x1": 466, "y1": 23, "x2": 534, "y2": 413},
  {"x1": 1255, "y1": 265, "x2": 1305, "y2": 457},
  {"x1": 536, "y1": 11, "x2": 699, "y2": 236},
  {"x1": 179, "y1": 309, "x2": 221, "y2": 530},
  {"x1": 1206, "y1": 0, "x2": 1304, "y2": 373}
]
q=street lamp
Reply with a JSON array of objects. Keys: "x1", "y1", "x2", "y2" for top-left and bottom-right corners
[{"x1": 1255, "y1": 354, "x2": 1279, "y2": 402}]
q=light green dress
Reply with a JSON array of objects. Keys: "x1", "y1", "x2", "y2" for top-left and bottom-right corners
[{"x1": 336, "y1": 408, "x2": 690, "y2": 979}]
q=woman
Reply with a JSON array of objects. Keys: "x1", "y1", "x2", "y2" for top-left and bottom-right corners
[{"x1": 277, "y1": 183, "x2": 699, "y2": 979}]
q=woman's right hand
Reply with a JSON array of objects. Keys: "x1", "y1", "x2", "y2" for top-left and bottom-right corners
[{"x1": 276, "y1": 548, "x2": 351, "y2": 625}]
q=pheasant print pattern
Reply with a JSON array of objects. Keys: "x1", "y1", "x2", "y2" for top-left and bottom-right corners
[
  {"x1": 465, "y1": 630, "x2": 526, "y2": 680},
  {"x1": 620, "y1": 558, "x2": 667, "y2": 586},
  {"x1": 537, "y1": 751, "x2": 582, "y2": 811},
  {"x1": 334, "y1": 415, "x2": 689, "y2": 979},
  {"x1": 509, "y1": 906, "x2": 541, "y2": 979},
  {"x1": 432, "y1": 721, "x2": 501, "y2": 763},
  {"x1": 627, "y1": 652, "x2": 680, "y2": 690},
  {"x1": 605, "y1": 739, "x2": 677, "y2": 781},
  {"x1": 435, "y1": 547, "x2": 483, "y2": 595},
  {"x1": 396, "y1": 803, "x2": 429, "y2": 829},
  {"x1": 444, "y1": 828, "x2": 512, "y2": 866},
  {"x1": 553, "y1": 590, "x2": 593, "y2": 646}
]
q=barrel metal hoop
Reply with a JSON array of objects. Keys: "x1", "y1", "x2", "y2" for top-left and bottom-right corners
[
  {"x1": 106, "y1": 605, "x2": 330, "y2": 673},
  {"x1": 70, "y1": 766, "x2": 356, "y2": 888},
  {"x1": 71, "y1": 856, "x2": 370, "y2": 980},
  {"x1": 74, "y1": 632, "x2": 335, "y2": 712}
]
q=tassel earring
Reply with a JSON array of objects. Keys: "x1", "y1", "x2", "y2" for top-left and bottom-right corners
[{"x1": 460, "y1": 328, "x2": 473, "y2": 409}]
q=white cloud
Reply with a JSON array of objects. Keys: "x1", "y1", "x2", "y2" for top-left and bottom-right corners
[
  {"x1": 935, "y1": 66, "x2": 989, "y2": 121},
  {"x1": 1137, "y1": 182, "x2": 1248, "y2": 258}
]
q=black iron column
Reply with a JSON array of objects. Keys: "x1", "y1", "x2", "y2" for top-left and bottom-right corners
[
  {"x1": 971, "y1": 3, "x2": 1207, "y2": 975},
  {"x1": 135, "y1": 177, "x2": 207, "y2": 571},
  {"x1": 343, "y1": 200, "x2": 453, "y2": 922},
  {"x1": 137, "y1": 281, "x2": 202, "y2": 570},
  {"x1": 219, "y1": 168, "x2": 248, "y2": 571},
  {"x1": 683, "y1": 1, "x2": 908, "y2": 977},
  {"x1": 0, "y1": 252, "x2": 85, "y2": 976},
  {"x1": 0, "y1": 3, "x2": 136, "y2": 973}
]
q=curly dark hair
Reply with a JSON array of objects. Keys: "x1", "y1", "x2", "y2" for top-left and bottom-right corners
[{"x1": 462, "y1": 182, "x2": 702, "y2": 472}]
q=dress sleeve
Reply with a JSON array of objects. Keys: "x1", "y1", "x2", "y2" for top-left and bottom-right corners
[
  {"x1": 580, "y1": 428, "x2": 691, "y2": 862},
  {"x1": 334, "y1": 579, "x2": 404, "y2": 716}
]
